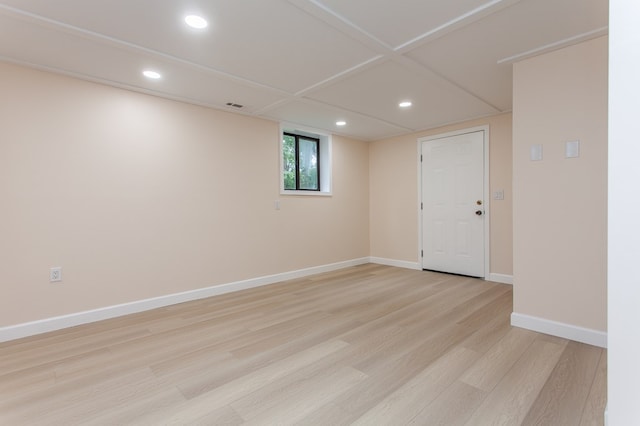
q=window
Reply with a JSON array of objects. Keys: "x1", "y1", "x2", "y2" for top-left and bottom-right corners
[
  {"x1": 283, "y1": 133, "x2": 320, "y2": 191},
  {"x1": 280, "y1": 124, "x2": 331, "y2": 195}
]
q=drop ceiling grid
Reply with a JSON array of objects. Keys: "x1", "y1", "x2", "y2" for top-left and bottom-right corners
[
  {"x1": 313, "y1": 0, "x2": 493, "y2": 49},
  {"x1": 0, "y1": 0, "x2": 609, "y2": 141}
]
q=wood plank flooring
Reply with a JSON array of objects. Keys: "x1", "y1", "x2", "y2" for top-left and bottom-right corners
[{"x1": 0, "y1": 264, "x2": 607, "y2": 425}]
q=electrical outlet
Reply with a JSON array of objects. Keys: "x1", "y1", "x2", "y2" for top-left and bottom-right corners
[{"x1": 50, "y1": 267, "x2": 62, "y2": 282}]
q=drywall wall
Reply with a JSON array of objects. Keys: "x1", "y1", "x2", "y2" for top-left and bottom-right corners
[
  {"x1": 512, "y1": 36, "x2": 608, "y2": 333},
  {"x1": 0, "y1": 62, "x2": 370, "y2": 327},
  {"x1": 369, "y1": 113, "x2": 513, "y2": 276},
  {"x1": 609, "y1": 0, "x2": 640, "y2": 422}
]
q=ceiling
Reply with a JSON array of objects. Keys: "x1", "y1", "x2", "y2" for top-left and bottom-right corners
[{"x1": 0, "y1": 0, "x2": 608, "y2": 141}]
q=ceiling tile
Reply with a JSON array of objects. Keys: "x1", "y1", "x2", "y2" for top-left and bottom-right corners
[
  {"x1": 306, "y1": 60, "x2": 499, "y2": 131},
  {"x1": 407, "y1": 0, "x2": 608, "y2": 111},
  {"x1": 262, "y1": 100, "x2": 409, "y2": 141},
  {"x1": 0, "y1": 14, "x2": 287, "y2": 112},
  {"x1": 0, "y1": 0, "x2": 379, "y2": 94}
]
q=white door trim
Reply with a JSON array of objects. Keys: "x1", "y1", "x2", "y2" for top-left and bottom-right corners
[{"x1": 417, "y1": 125, "x2": 490, "y2": 279}]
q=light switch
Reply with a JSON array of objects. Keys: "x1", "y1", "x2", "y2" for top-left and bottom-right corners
[
  {"x1": 493, "y1": 190, "x2": 505, "y2": 200},
  {"x1": 530, "y1": 144, "x2": 543, "y2": 161},
  {"x1": 565, "y1": 140, "x2": 580, "y2": 158}
]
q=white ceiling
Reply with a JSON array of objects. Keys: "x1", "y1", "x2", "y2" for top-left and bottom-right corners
[{"x1": 0, "y1": 0, "x2": 608, "y2": 141}]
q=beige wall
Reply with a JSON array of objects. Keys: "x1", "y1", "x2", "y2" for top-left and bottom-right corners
[
  {"x1": 512, "y1": 36, "x2": 608, "y2": 331},
  {"x1": 369, "y1": 113, "x2": 513, "y2": 275},
  {"x1": 0, "y1": 62, "x2": 370, "y2": 327}
]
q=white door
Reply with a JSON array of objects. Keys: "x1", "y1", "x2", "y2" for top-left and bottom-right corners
[{"x1": 421, "y1": 130, "x2": 485, "y2": 277}]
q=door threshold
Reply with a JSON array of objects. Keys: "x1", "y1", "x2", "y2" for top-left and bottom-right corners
[{"x1": 422, "y1": 269, "x2": 484, "y2": 279}]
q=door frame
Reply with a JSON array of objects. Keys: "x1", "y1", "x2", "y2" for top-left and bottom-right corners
[{"x1": 417, "y1": 125, "x2": 490, "y2": 279}]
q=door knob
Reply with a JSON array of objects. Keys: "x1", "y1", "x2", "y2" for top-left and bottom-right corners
[{"x1": 475, "y1": 210, "x2": 483, "y2": 216}]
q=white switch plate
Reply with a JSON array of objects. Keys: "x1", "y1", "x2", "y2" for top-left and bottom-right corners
[
  {"x1": 274, "y1": 200, "x2": 280, "y2": 210},
  {"x1": 530, "y1": 144, "x2": 543, "y2": 161},
  {"x1": 565, "y1": 140, "x2": 580, "y2": 158},
  {"x1": 50, "y1": 267, "x2": 62, "y2": 282},
  {"x1": 493, "y1": 190, "x2": 505, "y2": 200}
]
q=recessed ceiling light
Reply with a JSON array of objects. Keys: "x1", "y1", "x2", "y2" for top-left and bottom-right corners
[
  {"x1": 185, "y1": 15, "x2": 208, "y2": 29},
  {"x1": 143, "y1": 70, "x2": 161, "y2": 79},
  {"x1": 399, "y1": 101, "x2": 412, "y2": 108},
  {"x1": 336, "y1": 121, "x2": 347, "y2": 126}
]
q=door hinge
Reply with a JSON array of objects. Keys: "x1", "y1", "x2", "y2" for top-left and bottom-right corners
[
  {"x1": 421, "y1": 202, "x2": 423, "y2": 210},
  {"x1": 420, "y1": 154, "x2": 423, "y2": 162},
  {"x1": 421, "y1": 250, "x2": 423, "y2": 257}
]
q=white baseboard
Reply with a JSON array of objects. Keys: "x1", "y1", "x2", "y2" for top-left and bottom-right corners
[
  {"x1": 369, "y1": 257, "x2": 421, "y2": 270},
  {"x1": 488, "y1": 273, "x2": 513, "y2": 285},
  {"x1": 0, "y1": 257, "x2": 370, "y2": 343},
  {"x1": 511, "y1": 312, "x2": 607, "y2": 348}
]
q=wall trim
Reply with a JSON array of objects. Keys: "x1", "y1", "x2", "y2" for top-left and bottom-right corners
[
  {"x1": 0, "y1": 257, "x2": 370, "y2": 343},
  {"x1": 511, "y1": 312, "x2": 607, "y2": 348},
  {"x1": 488, "y1": 273, "x2": 513, "y2": 285},
  {"x1": 0, "y1": 257, "x2": 516, "y2": 343},
  {"x1": 369, "y1": 257, "x2": 421, "y2": 270}
]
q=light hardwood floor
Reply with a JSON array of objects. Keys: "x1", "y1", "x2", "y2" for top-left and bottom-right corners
[{"x1": 0, "y1": 264, "x2": 607, "y2": 425}]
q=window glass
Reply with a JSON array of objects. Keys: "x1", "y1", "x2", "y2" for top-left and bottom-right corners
[
  {"x1": 283, "y1": 134, "x2": 296, "y2": 190},
  {"x1": 298, "y1": 137, "x2": 319, "y2": 190}
]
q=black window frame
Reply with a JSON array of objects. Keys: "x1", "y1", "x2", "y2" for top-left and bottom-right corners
[{"x1": 283, "y1": 132, "x2": 321, "y2": 192}]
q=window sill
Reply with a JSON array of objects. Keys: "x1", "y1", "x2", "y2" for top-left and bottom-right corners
[{"x1": 280, "y1": 190, "x2": 332, "y2": 197}]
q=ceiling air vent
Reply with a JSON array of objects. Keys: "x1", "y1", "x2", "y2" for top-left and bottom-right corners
[{"x1": 226, "y1": 102, "x2": 244, "y2": 109}]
